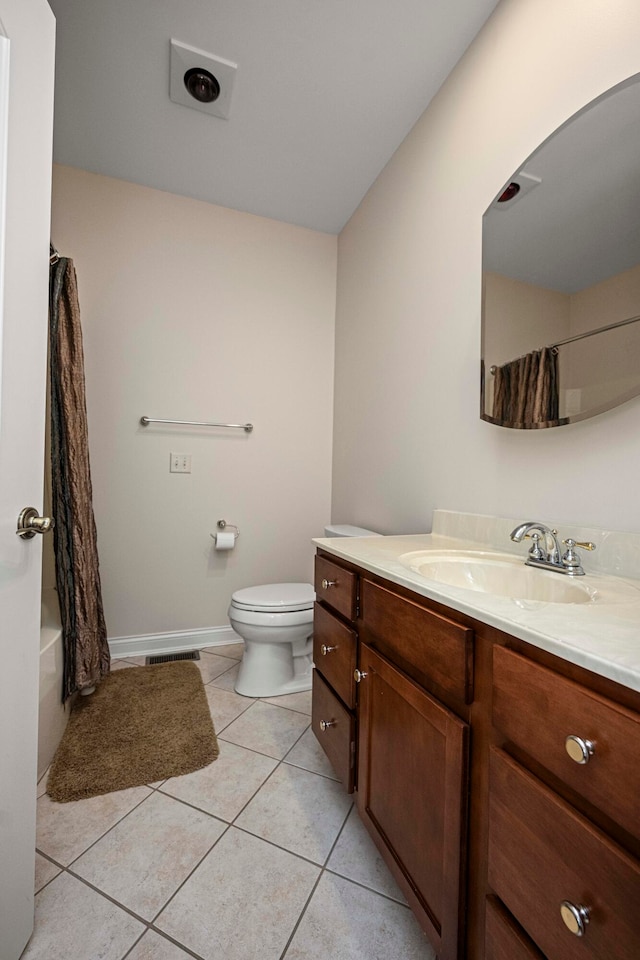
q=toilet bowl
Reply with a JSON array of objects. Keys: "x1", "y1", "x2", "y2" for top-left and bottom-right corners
[
  {"x1": 229, "y1": 525, "x2": 380, "y2": 698},
  {"x1": 229, "y1": 583, "x2": 315, "y2": 697}
]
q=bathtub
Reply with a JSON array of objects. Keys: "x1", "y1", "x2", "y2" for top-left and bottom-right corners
[{"x1": 38, "y1": 588, "x2": 68, "y2": 778}]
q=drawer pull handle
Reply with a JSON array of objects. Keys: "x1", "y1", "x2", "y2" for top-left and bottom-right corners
[
  {"x1": 354, "y1": 669, "x2": 368, "y2": 683},
  {"x1": 321, "y1": 578, "x2": 337, "y2": 589},
  {"x1": 320, "y1": 644, "x2": 337, "y2": 656},
  {"x1": 565, "y1": 735, "x2": 595, "y2": 764},
  {"x1": 319, "y1": 719, "x2": 336, "y2": 732},
  {"x1": 560, "y1": 901, "x2": 590, "y2": 937}
]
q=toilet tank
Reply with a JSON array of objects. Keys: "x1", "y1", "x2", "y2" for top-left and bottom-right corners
[{"x1": 324, "y1": 524, "x2": 380, "y2": 538}]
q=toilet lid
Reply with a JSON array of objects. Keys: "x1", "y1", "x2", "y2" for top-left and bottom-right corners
[{"x1": 231, "y1": 582, "x2": 315, "y2": 613}]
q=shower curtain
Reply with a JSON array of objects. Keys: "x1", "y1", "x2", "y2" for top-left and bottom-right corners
[
  {"x1": 49, "y1": 252, "x2": 110, "y2": 700},
  {"x1": 491, "y1": 346, "x2": 559, "y2": 427}
]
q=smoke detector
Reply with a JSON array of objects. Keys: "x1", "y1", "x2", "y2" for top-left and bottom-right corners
[{"x1": 170, "y1": 39, "x2": 237, "y2": 119}]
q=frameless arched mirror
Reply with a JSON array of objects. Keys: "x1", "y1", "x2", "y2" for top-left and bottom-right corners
[{"x1": 481, "y1": 74, "x2": 640, "y2": 429}]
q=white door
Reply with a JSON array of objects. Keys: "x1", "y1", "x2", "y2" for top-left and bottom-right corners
[{"x1": 0, "y1": 2, "x2": 55, "y2": 957}]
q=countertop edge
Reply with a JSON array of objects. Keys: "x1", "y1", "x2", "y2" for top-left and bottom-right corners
[{"x1": 313, "y1": 535, "x2": 640, "y2": 695}]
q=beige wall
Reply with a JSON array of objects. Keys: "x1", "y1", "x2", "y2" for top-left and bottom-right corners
[
  {"x1": 568, "y1": 262, "x2": 640, "y2": 402},
  {"x1": 51, "y1": 165, "x2": 337, "y2": 638},
  {"x1": 333, "y1": 0, "x2": 640, "y2": 535}
]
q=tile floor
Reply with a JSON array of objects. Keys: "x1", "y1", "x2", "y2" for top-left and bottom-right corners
[{"x1": 28, "y1": 645, "x2": 434, "y2": 960}]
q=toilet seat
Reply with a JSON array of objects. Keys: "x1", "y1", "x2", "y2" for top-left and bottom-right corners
[{"x1": 230, "y1": 582, "x2": 315, "y2": 613}]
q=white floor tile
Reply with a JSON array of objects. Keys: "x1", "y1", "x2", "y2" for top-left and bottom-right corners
[
  {"x1": 204, "y1": 684, "x2": 255, "y2": 732},
  {"x1": 36, "y1": 769, "x2": 49, "y2": 799},
  {"x1": 125, "y1": 930, "x2": 195, "y2": 960},
  {"x1": 327, "y1": 806, "x2": 406, "y2": 902},
  {"x1": 220, "y1": 700, "x2": 309, "y2": 759},
  {"x1": 203, "y1": 642, "x2": 244, "y2": 660},
  {"x1": 208, "y1": 662, "x2": 241, "y2": 692},
  {"x1": 284, "y1": 727, "x2": 339, "y2": 780},
  {"x1": 195, "y1": 652, "x2": 239, "y2": 684},
  {"x1": 261, "y1": 689, "x2": 312, "y2": 715},
  {"x1": 21, "y1": 872, "x2": 144, "y2": 960},
  {"x1": 34, "y1": 853, "x2": 61, "y2": 894},
  {"x1": 283, "y1": 872, "x2": 434, "y2": 960},
  {"x1": 235, "y1": 763, "x2": 352, "y2": 863},
  {"x1": 72, "y1": 791, "x2": 226, "y2": 920},
  {"x1": 36, "y1": 785, "x2": 152, "y2": 866},
  {"x1": 161, "y1": 740, "x2": 278, "y2": 822},
  {"x1": 155, "y1": 827, "x2": 319, "y2": 960}
]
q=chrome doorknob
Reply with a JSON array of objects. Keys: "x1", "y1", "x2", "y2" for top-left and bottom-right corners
[
  {"x1": 354, "y1": 669, "x2": 368, "y2": 683},
  {"x1": 565, "y1": 735, "x2": 595, "y2": 764},
  {"x1": 319, "y1": 719, "x2": 336, "y2": 732},
  {"x1": 320, "y1": 644, "x2": 336, "y2": 656},
  {"x1": 560, "y1": 901, "x2": 590, "y2": 937},
  {"x1": 16, "y1": 507, "x2": 55, "y2": 539},
  {"x1": 321, "y1": 578, "x2": 337, "y2": 589}
]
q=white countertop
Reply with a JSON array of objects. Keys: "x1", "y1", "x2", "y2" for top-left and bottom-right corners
[{"x1": 313, "y1": 518, "x2": 640, "y2": 694}]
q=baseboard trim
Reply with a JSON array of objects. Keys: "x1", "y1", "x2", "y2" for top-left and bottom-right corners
[{"x1": 108, "y1": 625, "x2": 241, "y2": 660}]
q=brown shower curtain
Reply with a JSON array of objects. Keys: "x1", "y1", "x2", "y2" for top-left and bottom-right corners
[
  {"x1": 492, "y1": 346, "x2": 559, "y2": 427},
  {"x1": 49, "y1": 253, "x2": 110, "y2": 700}
]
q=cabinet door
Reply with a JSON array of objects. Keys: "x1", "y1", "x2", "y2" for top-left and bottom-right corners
[{"x1": 356, "y1": 643, "x2": 468, "y2": 960}]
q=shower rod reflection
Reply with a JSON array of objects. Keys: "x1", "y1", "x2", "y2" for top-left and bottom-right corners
[{"x1": 140, "y1": 416, "x2": 253, "y2": 433}]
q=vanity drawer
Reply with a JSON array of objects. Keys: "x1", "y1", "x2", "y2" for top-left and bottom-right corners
[
  {"x1": 485, "y1": 896, "x2": 545, "y2": 960},
  {"x1": 313, "y1": 602, "x2": 357, "y2": 709},
  {"x1": 360, "y1": 579, "x2": 473, "y2": 703},
  {"x1": 493, "y1": 645, "x2": 640, "y2": 839},
  {"x1": 314, "y1": 555, "x2": 358, "y2": 621},
  {"x1": 488, "y1": 748, "x2": 640, "y2": 960},
  {"x1": 312, "y1": 670, "x2": 355, "y2": 792}
]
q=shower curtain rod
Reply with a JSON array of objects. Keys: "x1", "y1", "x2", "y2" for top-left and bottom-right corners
[
  {"x1": 549, "y1": 311, "x2": 640, "y2": 349},
  {"x1": 490, "y1": 312, "x2": 640, "y2": 374}
]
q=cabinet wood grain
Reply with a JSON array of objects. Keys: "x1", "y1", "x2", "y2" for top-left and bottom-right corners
[
  {"x1": 313, "y1": 602, "x2": 357, "y2": 709},
  {"x1": 493, "y1": 645, "x2": 640, "y2": 841},
  {"x1": 357, "y1": 642, "x2": 469, "y2": 960},
  {"x1": 484, "y1": 897, "x2": 545, "y2": 960},
  {"x1": 361, "y1": 578, "x2": 474, "y2": 704},
  {"x1": 311, "y1": 671, "x2": 355, "y2": 791},
  {"x1": 314, "y1": 555, "x2": 358, "y2": 621},
  {"x1": 488, "y1": 747, "x2": 640, "y2": 960}
]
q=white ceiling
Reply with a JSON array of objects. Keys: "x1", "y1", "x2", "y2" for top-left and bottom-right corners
[{"x1": 48, "y1": 0, "x2": 500, "y2": 234}]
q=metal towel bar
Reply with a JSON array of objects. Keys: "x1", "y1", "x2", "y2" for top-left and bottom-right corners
[{"x1": 140, "y1": 416, "x2": 253, "y2": 433}]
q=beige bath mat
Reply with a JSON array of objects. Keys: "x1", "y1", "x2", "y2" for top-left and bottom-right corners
[{"x1": 47, "y1": 661, "x2": 219, "y2": 802}]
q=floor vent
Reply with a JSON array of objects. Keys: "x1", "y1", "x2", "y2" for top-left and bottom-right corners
[{"x1": 146, "y1": 650, "x2": 201, "y2": 665}]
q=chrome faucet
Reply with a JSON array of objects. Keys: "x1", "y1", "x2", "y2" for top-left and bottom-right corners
[{"x1": 510, "y1": 521, "x2": 595, "y2": 576}]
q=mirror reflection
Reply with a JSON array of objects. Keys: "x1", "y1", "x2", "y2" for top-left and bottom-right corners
[{"x1": 481, "y1": 75, "x2": 640, "y2": 428}]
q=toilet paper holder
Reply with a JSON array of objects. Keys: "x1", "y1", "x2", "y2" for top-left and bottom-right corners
[{"x1": 216, "y1": 519, "x2": 239, "y2": 539}]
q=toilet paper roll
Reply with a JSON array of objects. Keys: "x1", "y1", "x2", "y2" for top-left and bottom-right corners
[{"x1": 215, "y1": 530, "x2": 236, "y2": 551}]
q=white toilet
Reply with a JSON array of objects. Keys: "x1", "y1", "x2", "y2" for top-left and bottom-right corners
[{"x1": 228, "y1": 524, "x2": 380, "y2": 698}]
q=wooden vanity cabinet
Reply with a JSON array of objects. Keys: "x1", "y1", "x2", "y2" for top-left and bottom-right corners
[
  {"x1": 311, "y1": 554, "x2": 359, "y2": 792},
  {"x1": 313, "y1": 552, "x2": 472, "y2": 960},
  {"x1": 357, "y1": 641, "x2": 469, "y2": 960},
  {"x1": 312, "y1": 547, "x2": 640, "y2": 960},
  {"x1": 489, "y1": 645, "x2": 640, "y2": 960}
]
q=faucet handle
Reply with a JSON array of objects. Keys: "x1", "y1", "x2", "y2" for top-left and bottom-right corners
[
  {"x1": 524, "y1": 531, "x2": 546, "y2": 560},
  {"x1": 563, "y1": 538, "x2": 596, "y2": 552},
  {"x1": 561, "y1": 538, "x2": 596, "y2": 575}
]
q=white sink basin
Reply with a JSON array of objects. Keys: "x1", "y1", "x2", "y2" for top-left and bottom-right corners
[{"x1": 398, "y1": 550, "x2": 597, "y2": 604}]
